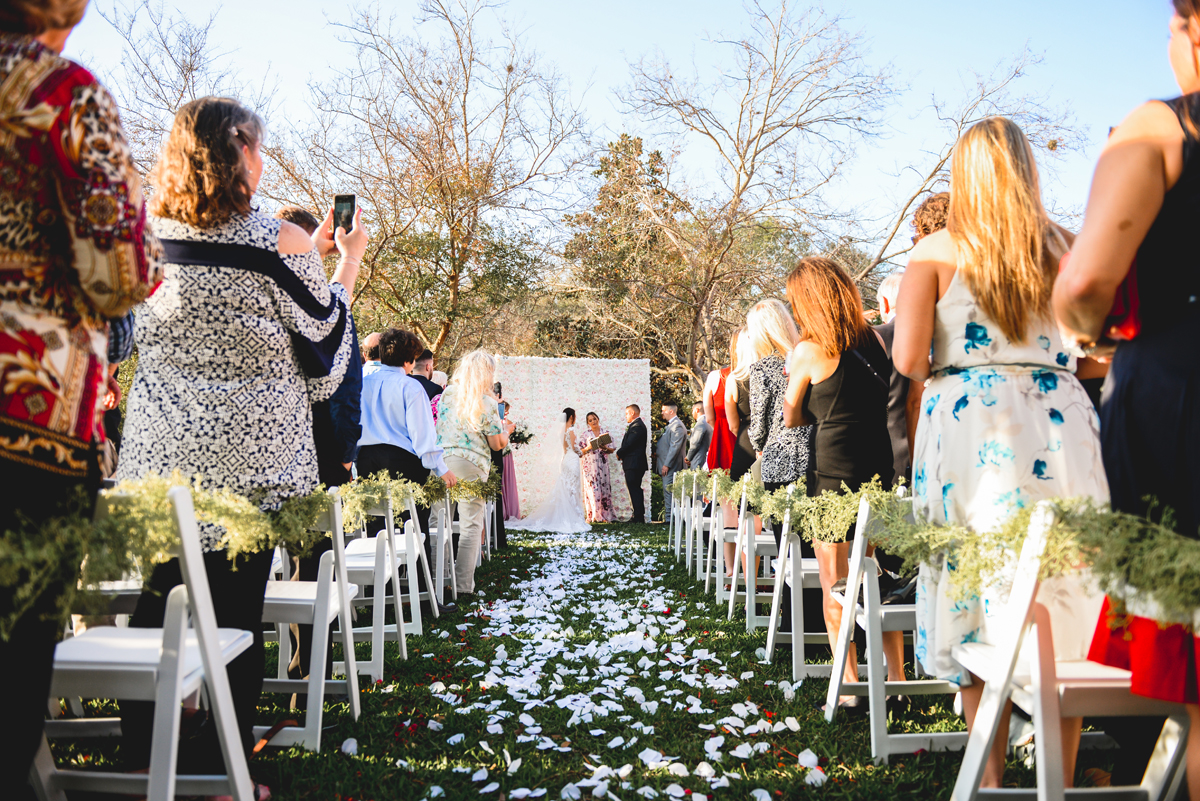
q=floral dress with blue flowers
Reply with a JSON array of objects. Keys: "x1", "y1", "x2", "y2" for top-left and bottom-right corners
[{"x1": 913, "y1": 270, "x2": 1108, "y2": 685}]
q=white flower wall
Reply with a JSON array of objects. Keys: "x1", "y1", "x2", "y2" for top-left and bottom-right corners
[{"x1": 495, "y1": 356, "x2": 651, "y2": 522}]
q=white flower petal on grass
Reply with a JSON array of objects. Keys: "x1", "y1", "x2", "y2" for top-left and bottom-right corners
[
  {"x1": 797, "y1": 748, "x2": 820, "y2": 768},
  {"x1": 511, "y1": 790, "x2": 532, "y2": 800},
  {"x1": 740, "y1": 671, "x2": 754, "y2": 680},
  {"x1": 340, "y1": 738, "x2": 357, "y2": 756},
  {"x1": 694, "y1": 761, "x2": 716, "y2": 778},
  {"x1": 617, "y1": 764, "x2": 633, "y2": 779},
  {"x1": 667, "y1": 762, "x2": 689, "y2": 777},
  {"x1": 439, "y1": 630, "x2": 451, "y2": 639},
  {"x1": 487, "y1": 723, "x2": 503, "y2": 734},
  {"x1": 561, "y1": 783, "x2": 582, "y2": 800},
  {"x1": 664, "y1": 784, "x2": 686, "y2": 798},
  {"x1": 608, "y1": 736, "x2": 624, "y2": 748},
  {"x1": 591, "y1": 780, "x2": 609, "y2": 797},
  {"x1": 753, "y1": 742, "x2": 771, "y2": 754},
  {"x1": 751, "y1": 791, "x2": 771, "y2": 801},
  {"x1": 480, "y1": 741, "x2": 495, "y2": 754},
  {"x1": 428, "y1": 720, "x2": 444, "y2": 731},
  {"x1": 635, "y1": 787, "x2": 659, "y2": 798},
  {"x1": 428, "y1": 787, "x2": 445, "y2": 798},
  {"x1": 447, "y1": 733, "x2": 465, "y2": 745},
  {"x1": 472, "y1": 767, "x2": 489, "y2": 782},
  {"x1": 805, "y1": 766, "x2": 828, "y2": 786},
  {"x1": 640, "y1": 701, "x2": 659, "y2": 715},
  {"x1": 709, "y1": 777, "x2": 730, "y2": 790},
  {"x1": 730, "y1": 743, "x2": 754, "y2": 759},
  {"x1": 395, "y1": 758, "x2": 411, "y2": 770},
  {"x1": 785, "y1": 717, "x2": 801, "y2": 732},
  {"x1": 430, "y1": 681, "x2": 447, "y2": 693},
  {"x1": 638, "y1": 748, "x2": 663, "y2": 766},
  {"x1": 509, "y1": 757, "x2": 523, "y2": 774},
  {"x1": 520, "y1": 713, "x2": 537, "y2": 726},
  {"x1": 480, "y1": 782, "x2": 500, "y2": 794},
  {"x1": 590, "y1": 729, "x2": 607, "y2": 736}
]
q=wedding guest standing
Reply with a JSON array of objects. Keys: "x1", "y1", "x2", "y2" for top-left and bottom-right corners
[
  {"x1": 685, "y1": 402, "x2": 711, "y2": 470},
  {"x1": 616, "y1": 404, "x2": 648, "y2": 522},
  {"x1": 0, "y1": 5, "x2": 161, "y2": 792},
  {"x1": 746, "y1": 299, "x2": 812, "y2": 636},
  {"x1": 1054, "y1": 4, "x2": 1200, "y2": 790},
  {"x1": 895, "y1": 117, "x2": 1107, "y2": 789},
  {"x1": 580, "y1": 412, "x2": 615, "y2": 523},
  {"x1": 782, "y1": 258, "x2": 901, "y2": 711},
  {"x1": 873, "y1": 270, "x2": 911, "y2": 483},
  {"x1": 435, "y1": 350, "x2": 513, "y2": 593},
  {"x1": 116, "y1": 97, "x2": 359, "y2": 787},
  {"x1": 726, "y1": 329, "x2": 758, "y2": 483},
  {"x1": 703, "y1": 335, "x2": 737, "y2": 473},
  {"x1": 655, "y1": 402, "x2": 687, "y2": 525}
]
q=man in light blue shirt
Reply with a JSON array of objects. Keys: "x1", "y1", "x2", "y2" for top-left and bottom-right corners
[
  {"x1": 361, "y1": 331, "x2": 384, "y2": 377},
  {"x1": 357, "y1": 329, "x2": 457, "y2": 607}
]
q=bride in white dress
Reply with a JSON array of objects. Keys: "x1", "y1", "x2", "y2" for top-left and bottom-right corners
[{"x1": 508, "y1": 407, "x2": 591, "y2": 534}]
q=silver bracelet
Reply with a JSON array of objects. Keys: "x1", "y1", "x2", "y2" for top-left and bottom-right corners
[{"x1": 338, "y1": 257, "x2": 361, "y2": 268}]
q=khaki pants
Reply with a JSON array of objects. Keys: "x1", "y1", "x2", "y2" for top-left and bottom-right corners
[{"x1": 446, "y1": 455, "x2": 488, "y2": 594}]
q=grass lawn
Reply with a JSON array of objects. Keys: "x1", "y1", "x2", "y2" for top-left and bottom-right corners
[{"x1": 53, "y1": 522, "x2": 1114, "y2": 799}]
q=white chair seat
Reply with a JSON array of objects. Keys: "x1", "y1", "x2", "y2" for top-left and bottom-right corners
[
  {"x1": 53, "y1": 627, "x2": 252, "y2": 700},
  {"x1": 263, "y1": 580, "x2": 358, "y2": 625},
  {"x1": 343, "y1": 530, "x2": 426, "y2": 563}
]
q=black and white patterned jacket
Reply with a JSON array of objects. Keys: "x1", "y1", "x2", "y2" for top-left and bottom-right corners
[{"x1": 749, "y1": 354, "x2": 813, "y2": 485}]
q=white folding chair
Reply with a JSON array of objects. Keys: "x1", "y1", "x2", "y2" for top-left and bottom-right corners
[
  {"x1": 950, "y1": 502, "x2": 1189, "y2": 801},
  {"x1": 762, "y1": 484, "x2": 833, "y2": 682},
  {"x1": 482, "y1": 499, "x2": 494, "y2": 562},
  {"x1": 823, "y1": 494, "x2": 966, "y2": 762},
  {"x1": 258, "y1": 487, "x2": 361, "y2": 751},
  {"x1": 34, "y1": 486, "x2": 255, "y2": 801},
  {"x1": 342, "y1": 494, "x2": 440, "y2": 680},
  {"x1": 681, "y1": 473, "x2": 705, "y2": 576},
  {"x1": 727, "y1": 477, "x2": 779, "y2": 630},
  {"x1": 689, "y1": 473, "x2": 714, "y2": 582},
  {"x1": 430, "y1": 498, "x2": 460, "y2": 606}
]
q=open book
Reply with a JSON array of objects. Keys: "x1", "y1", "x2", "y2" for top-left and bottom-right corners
[{"x1": 587, "y1": 432, "x2": 613, "y2": 449}]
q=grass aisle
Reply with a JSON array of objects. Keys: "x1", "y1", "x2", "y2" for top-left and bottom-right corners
[{"x1": 254, "y1": 523, "x2": 982, "y2": 800}]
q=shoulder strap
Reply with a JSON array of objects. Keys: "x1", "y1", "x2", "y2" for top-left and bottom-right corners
[{"x1": 848, "y1": 346, "x2": 889, "y2": 391}]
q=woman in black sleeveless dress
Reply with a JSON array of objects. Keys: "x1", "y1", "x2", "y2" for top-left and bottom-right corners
[
  {"x1": 726, "y1": 327, "x2": 758, "y2": 482},
  {"x1": 1053, "y1": 4, "x2": 1200, "y2": 789},
  {"x1": 782, "y1": 256, "x2": 903, "y2": 708}
]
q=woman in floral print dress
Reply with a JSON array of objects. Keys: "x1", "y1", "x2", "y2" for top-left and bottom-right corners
[
  {"x1": 894, "y1": 117, "x2": 1108, "y2": 788},
  {"x1": 579, "y1": 412, "x2": 614, "y2": 523}
]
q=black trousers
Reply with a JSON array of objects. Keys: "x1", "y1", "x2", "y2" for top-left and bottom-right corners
[
  {"x1": 357, "y1": 443, "x2": 433, "y2": 595},
  {"x1": 0, "y1": 453, "x2": 99, "y2": 801},
  {"x1": 121, "y1": 548, "x2": 273, "y2": 773},
  {"x1": 624, "y1": 467, "x2": 646, "y2": 523}
]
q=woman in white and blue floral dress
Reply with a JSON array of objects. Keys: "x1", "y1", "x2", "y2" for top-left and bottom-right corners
[{"x1": 894, "y1": 117, "x2": 1107, "y2": 788}]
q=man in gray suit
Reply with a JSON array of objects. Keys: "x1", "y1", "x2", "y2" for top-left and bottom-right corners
[
  {"x1": 655, "y1": 402, "x2": 687, "y2": 525},
  {"x1": 685, "y1": 402, "x2": 711, "y2": 471}
]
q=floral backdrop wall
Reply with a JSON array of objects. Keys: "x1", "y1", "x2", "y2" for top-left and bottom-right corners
[{"x1": 495, "y1": 356, "x2": 651, "y2": 522}]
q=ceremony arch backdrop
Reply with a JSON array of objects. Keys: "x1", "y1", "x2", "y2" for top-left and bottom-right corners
[{"x1": 495, "y1": 356, "x2": 651, "y2": 523}]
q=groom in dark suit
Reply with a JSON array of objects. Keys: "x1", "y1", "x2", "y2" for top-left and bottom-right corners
[{"x1": 616, "y1": 404, "x2": 649, "y2": 523}]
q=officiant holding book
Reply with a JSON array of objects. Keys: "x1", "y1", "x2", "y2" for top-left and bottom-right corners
[{"x1": 580, "y1": 411, "x2": 616, "y2": 523}]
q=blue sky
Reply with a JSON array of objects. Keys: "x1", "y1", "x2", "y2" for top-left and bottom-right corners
[{"x1": 67, "y1": 1, "x2": 1181, "y2": 257}]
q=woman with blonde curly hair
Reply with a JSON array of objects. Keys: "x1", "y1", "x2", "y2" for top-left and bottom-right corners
[
  {"x1": 435, "y1": 350, "x2": 515, "y2": 592},
  {"x1": 116, "y1": 96, "x2": 365, "y2": 788}
]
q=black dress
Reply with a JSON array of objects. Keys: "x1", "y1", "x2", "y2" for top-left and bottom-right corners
[
  {"x1": 728, "y1": 377, "x2": 756, "y2": 481},
  {"x1": 1102, "y1": 93, "x2": 1200, "y2": 538},
  {"x1": 800, "y1": 332, "x2": 895, "y2": 538}
]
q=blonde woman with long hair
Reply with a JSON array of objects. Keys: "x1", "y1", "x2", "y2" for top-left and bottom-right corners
[
  {"x1": 893, "y1": 117, "x2": 1108, "y2": 788},
  {"x1": 435, "y1": 351, "x2": 515, "y2": 592}
]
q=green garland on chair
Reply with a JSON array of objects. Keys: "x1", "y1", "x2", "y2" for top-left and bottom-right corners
[
  {"x1": 422, "y1": 470, "x2": 503, "y2": 505},
  {"x1": 338, "y1": 472, "x2": 426, "y2": 533}
]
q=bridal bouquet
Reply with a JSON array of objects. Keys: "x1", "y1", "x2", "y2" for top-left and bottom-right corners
[{"x1": 508, "y1": 421, "x2": 534, "y2": 449}]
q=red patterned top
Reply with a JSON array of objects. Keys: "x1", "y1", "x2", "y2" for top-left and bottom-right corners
[
  {"x1": 706, "y1": 367, "x2": 736, "y2": 471},
  {"x1": 0, "y1": 34, "x2": 162, "y2": 477}
]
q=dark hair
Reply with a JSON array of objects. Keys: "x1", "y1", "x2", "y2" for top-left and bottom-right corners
[
  {"x1": 661, "y1": 401, "x2": 678, "y2": 411},
  {"x1": 365, "y1": 334, "x2": 381, "y2": 361},
  {"x1": 563, "y1": 407, "x2": 576, "y2": 423},
  {"x1": 627, "y1": 404, "x2": 641, "y2": 415},
  {"x1": 275, "y1": 205, "x2": 320, "y2": 235},
  {"x1": 492, "y1": 381, "x2": 502, "y2": 396},
  {"x1": 379, "y1": 328, "x2": 424, "y2": 367},
  {"x1": 586, "y1": 411, "x2": 599, "y2": 422},
  {"x1": 150, "y1": 97, "x2": 265, "y2": 229},
  {"x1": 1175, "y1": 1, "x2": 1199, "y2": 19},
  {"x1": 0, "y1": 0, "x2": 87, "y2": 34},
  {"x1": 415, "y1": 349, "x2": 434, "y2": 366},
  {"x1": 912, "y1": 192, "x2": 950, "y2": 242}
]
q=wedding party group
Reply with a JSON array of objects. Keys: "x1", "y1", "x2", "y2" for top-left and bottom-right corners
[{"x1": 3, "y1": 0, "x2": 1200, "y2": 799}]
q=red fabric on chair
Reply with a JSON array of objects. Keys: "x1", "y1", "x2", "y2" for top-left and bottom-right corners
[{"x1": 1089, "y1": 596, "x2": 1199, "y2": 704}]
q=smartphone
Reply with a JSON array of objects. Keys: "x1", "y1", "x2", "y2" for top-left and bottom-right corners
[
  {"x1": 497, "y1": 401, "x2": 506, "y2": 419},
  {"x1": 333, "y1": 194, "x2": 355, "y2": 236}
]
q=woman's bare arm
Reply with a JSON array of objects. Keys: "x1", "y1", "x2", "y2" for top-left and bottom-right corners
[
  {"x1": 724, "y1": 377, "x2": 740, "y2": 434},
  {"x1": 1053, "y1": 101, "x2": 1183, "y2": 347},
  {"x1": 893, "y1": 234, "x2": 948, "y2": 381},
  {"x1": 782, "y1": 342, "x2": 828, "y2": 427}
]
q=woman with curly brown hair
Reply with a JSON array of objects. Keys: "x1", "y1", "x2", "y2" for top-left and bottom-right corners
[
  {"x1": 0, "y1": 1, "x2": 161, "y2": 795},
  {"x1": 115, "y1": 96, "x2": 365, "y2": 790}
]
